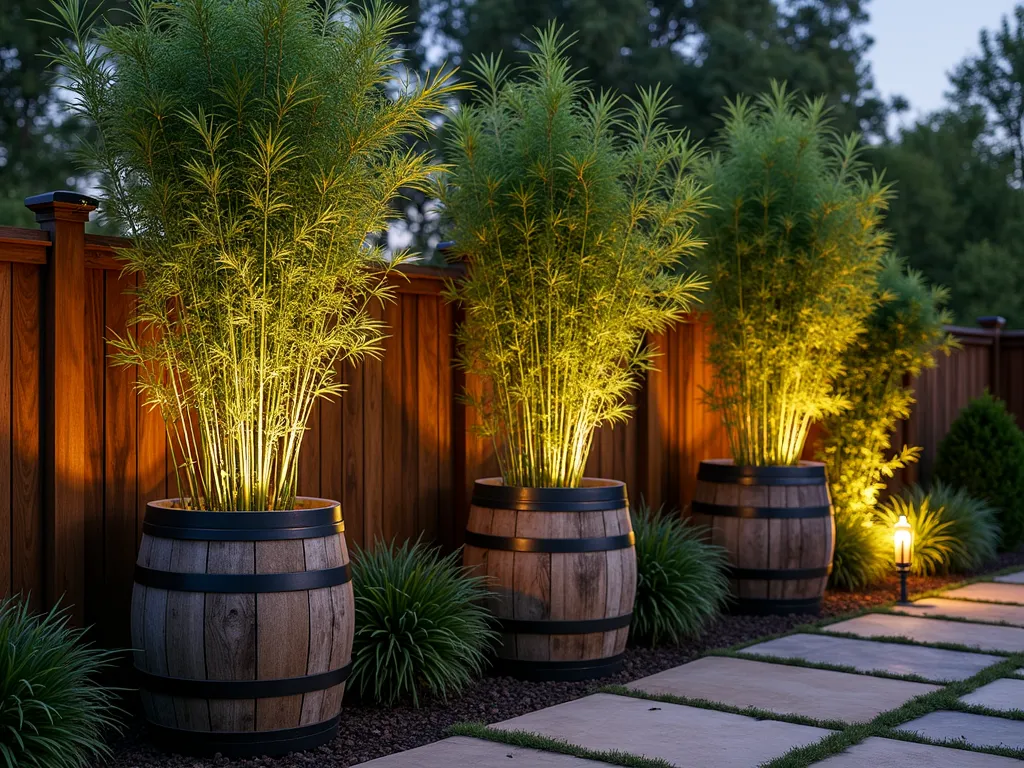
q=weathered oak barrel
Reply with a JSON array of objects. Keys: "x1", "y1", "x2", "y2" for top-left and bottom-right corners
[
  {"x1": 691, "y1": 460, "x2": 835, "y2": 615},
  {"x1": 464, "y1": 478, "x2": 636, "y2": 681},
  {"x1": 130, "y1": 498, "x2": 354, "y2": 757}
]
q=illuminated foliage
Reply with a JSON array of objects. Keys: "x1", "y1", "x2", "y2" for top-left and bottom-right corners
[
  {"x1": 698, "y1": 84, "x2": 890, "y2": 466},
  {"x1": 46, "y1": 0, "x2": 458, "y2": 510},
  {"x1": 440, "y1": 25, "x2": 709, "y2": 487},
  {"x1": 820, "y1": 256, "x2": 952, "y2": 588},
  {"x1": 822, "y1": 255, "x2": 952, "y2": 517}
]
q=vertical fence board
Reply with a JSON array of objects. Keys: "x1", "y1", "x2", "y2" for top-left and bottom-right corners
[
  {"x1": 381, "y1": 298, "x2": 403, "y2": 544},
  {"x1": 104, "y1": 273, "x2": 138, "y2": 646},
  {"x1": 11, "y1": 264, "x2": 41, "y2": 607},
  {"x1": 400, "y1": 295, "x2": 419, "y2": 544},
  {"x1": 83, "y1": 269, "x2": 105, "y2": 629},
  {"x1": 0, "y1": 264, "x2": 10, "y2": 598},
  {"x1": 362, "y1": 301, "x2": 384, "y2": 548},
  {"x1": 416, "y1": 297, "x2": 440, "y2": 544},
  {"x1": 342, "y1": 360, "x2": 364, "y2": 550}
]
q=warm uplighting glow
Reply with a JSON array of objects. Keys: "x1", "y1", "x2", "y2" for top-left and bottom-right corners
[{"x1": 894, "y1": 514, "x2": 913, "y2": 567}]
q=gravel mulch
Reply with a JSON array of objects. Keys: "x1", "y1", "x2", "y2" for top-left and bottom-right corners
[{"x1": 100, "y1": 551, "x2": 1024, "y2": 768}]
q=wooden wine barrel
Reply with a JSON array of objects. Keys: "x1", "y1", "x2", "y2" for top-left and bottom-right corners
[
  {"x1": 463, "y1": 478, "x2": 636, "y2": 681},
  {"x1": 691, "y1": 460, "x2": 835, "y2": 615},
  {"x1": 130, "y1": 498, "x2": 354, "y2": 757}
]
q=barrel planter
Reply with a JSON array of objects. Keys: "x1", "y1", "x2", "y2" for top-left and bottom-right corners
[
  {"x1": 129, "y1": 498, "x2": 354, "y2": 757},
  {"x1": 691, "y1": 460, "x2": 835, "y2": 616},
  {"x1": 463, "y1": 478, "x2": 636, "y2": 681}
]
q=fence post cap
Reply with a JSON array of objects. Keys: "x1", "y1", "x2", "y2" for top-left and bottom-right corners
[
  {"x1": 24, "y1": 190, "x2": 99, "y2": 224},
  {"x1": 977, "y1": 315, "x2": 1007, "y2": 330}
]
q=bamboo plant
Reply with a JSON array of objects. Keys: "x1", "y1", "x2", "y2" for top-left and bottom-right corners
[
  {"x1": 47, "y1": 0, "x2": 458, "y2": 510},
  {"x1": 440, "y1": 26, "x2": 709, "y2": 488},
  {"x1": 698, "y1": 84, "x2": 891, "y2": 467}
]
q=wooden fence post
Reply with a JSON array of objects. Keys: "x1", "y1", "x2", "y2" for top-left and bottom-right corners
[
  {"x1": 25, "y1": 190, "x2": 97, "y2": 626},
  {"x1": 978, "y1": 316, "x2": 1007, "y2": 400}
]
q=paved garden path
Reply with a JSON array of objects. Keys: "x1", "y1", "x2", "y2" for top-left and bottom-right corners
[{"x1": 355, "y1": 572, "x2": 1024, "y2": 767}]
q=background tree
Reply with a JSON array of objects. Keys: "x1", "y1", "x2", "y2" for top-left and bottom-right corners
[{"x1": 0, "y1": 0, "x2": 95, "y2": 225}]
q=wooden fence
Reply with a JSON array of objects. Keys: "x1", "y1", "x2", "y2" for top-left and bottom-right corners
[{"x1": 0, "y1": 191, "x2": 1021, "y2": 647}]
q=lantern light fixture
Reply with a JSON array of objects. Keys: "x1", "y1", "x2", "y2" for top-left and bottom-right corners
[{"x1": 894, "y1": 514, "x2": 913, "y2": 605}]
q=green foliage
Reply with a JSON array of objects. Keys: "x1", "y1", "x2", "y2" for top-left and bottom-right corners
[
  {"x1": 904, "y1": 483, "x2": 1000, "y2": 572},
  {"x1": 876, "y1": 495, "x2": 957, "y2": 577},
  {"x1": 631, "y1": 503, "x2": 730, "y2": 645},
  {"x1": 440, "y1": 26, "x2": 708, "y2": 487},
  {"x1": 820, "y1": 255, "x2": 953, "y2": 522},
  {"x1": 934, "y1": 392, "x2": 1024, "y2": 550},
  {"x1": 873, "y1": 107, "x2": 1024, "y2": 327},
  {"x1": 350, "y1": 539, "x2": 497, "y2": 706},
  {"x1": 0, "y1": 597, "x2": 123, "y2": 768},
  {"x1": 829, "y1": 509, "x2": 890, "y2": 590},
  {"x1": 46, "y1": 0, "x2": 457, "y2": 510},
  {"x1": 698, "y1": 83, "x2": 890, "y2": 466}
]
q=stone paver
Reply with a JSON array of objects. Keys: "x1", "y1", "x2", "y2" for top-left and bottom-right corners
[
  {"x1": 741, "y1": 632, "x2": 1001, "y2": 682},
  {"x1": 945, "y1": 582, "x2": 1024, "y2": 604},
  {"x1": 995, "y1": 570, "x2": 1024, "y2": 584},
  {"x1": 492, "y1": 693, "x2": 831, "y2": 768},
  {"x1": 892, "y1": 597, "x2": 1024, "y2": 626},
  {"x1": 896, "y1": 710, "x2": 1024, "y2": 750},
  {"x1": 811, "y1": 736, "x2": 1024, "y2": 767},
  {"x1": 352, "y1": 737, "x2": 610, "y2": 767},
  {"x1": 960, "y1": 678, "x2": 1024, "y2": 713},
  {"x1": 825, "y1": 613, "x2": 1024, "y2": 652},
  {"x1": 625, "y1": 656, "x2": 938, "y2": 723}
]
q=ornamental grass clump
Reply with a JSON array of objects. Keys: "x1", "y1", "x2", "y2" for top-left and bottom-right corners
[
  {"x1": 631, "y1": 503, "x2": 730, "y2": 645},
  {"x1": 350, "y1": 539, "x2": 497, "y2": 706},
  {"x1": 905, "y1": 483, "x2": 1000, "y2": 572},
  {"x1": 440, "y1": 25, "x2": 709, "y2": 487},
  {"x1": 0, "y1": 597, "x2": 123, "y2": 768},
  {"x1": 819, "y1": 255, "x2": 953, "y2": 588},
  {"x1": 47, "y1": 0, "x2": 457, "y2": 510},
  {"x1": 698, "y1": 84, "x2": 891, "y2": 467}
]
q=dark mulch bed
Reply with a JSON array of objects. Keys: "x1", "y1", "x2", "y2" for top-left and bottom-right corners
[{"x1": 101, "y1": 551, "x2": 1024, "y2": 768}]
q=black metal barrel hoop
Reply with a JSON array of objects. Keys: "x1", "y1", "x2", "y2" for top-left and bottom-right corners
[{"x1": 466, "y1": 478, "x2": 636, "y2": 681}]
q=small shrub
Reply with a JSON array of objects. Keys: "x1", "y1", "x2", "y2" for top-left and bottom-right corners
[
  {"x1": 631, "y1": 503, "x2": 730, "y2": 645},
  {"x1": 829, "y1": 510, "x2": 890, "y2": 590},
  {"x1": 0, "y1": 597, "x2": 122, "y2": 768},
  {"x1": 350, "y1": 540, "x2": 497, "y2": 706},
  {"x1": 904, "y1": 483, "x2": 1000, "y2": 571},
  {"x1": 876, "y1": 496, "x2": 958, "y2": 577},
  {"x1": 934, "y1": 391, "x2": 1024, "y2": 550}
]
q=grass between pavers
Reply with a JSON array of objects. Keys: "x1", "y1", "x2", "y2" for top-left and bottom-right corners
[
  {"x1": 602, "y1": 684, "x2": 850, "y2": 730},
  {"x1": 761, "y1": 655, "x2": 1024, "y2": 767},
  {"x1": 447, "y1": 722, "x2": 675, "y2": 768},
  {"x1": 881, "y1": 607, "x2": 1024, "y2": 629},
  {"x1": 709, "y1": 648, "x2": 943, "y2": 685}
]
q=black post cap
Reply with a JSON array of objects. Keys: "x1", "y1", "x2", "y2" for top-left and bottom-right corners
[{"x1": 24, "y1": 190, "x2": 100, "y2": 209}]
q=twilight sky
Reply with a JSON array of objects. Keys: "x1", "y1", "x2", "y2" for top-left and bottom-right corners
[{"x1": 867, "y1": 0, "x2": 1019, "y2": 122}]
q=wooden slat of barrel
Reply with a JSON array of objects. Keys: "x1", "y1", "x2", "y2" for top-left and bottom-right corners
[
  {"x1": 548, "y1": 512, "x2": 577, "y2": 661},
  {"x1": 301, "y1": 537, "x2": 332, "y2": 726},
  {"x1": 601, "y1": 508, "x2": 624, "y2": 659},
  {"x1": 512, "y1": 510, "x2": 551, "y2": 663},
  {"x1": 782, "y1": 488, "x2": 804, "y2": 602},
  {"x1": 616, "y1": 509, "x2": 636, "y2": 654},
  {"x1": 321, "y1": 531, "x2": 353, "y2": 721},
  {"x1": 767, "y1": 486, "x2": 786, "y2": 601},
  {"x1": 255, "y1": 540, "x2": 308, "y2": 730},
  {"x1": 739, "y1": 485, "x2": 769, "y2": 600},
  {"x1": 167, "y1": 540, "x2": 210, "y2": 731},
  {"x1": 140, "y1": 536, "x2": 176, "y2": 727},
  {"x1": 579, "y1": 511, "x2": 610, "y2": 660},
  {"x1": 484, "y1": 507, "x2": 517, "y2": 661},
  {"x1": 205, "y1": 541, "x2": 255, "y2": 732}
]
